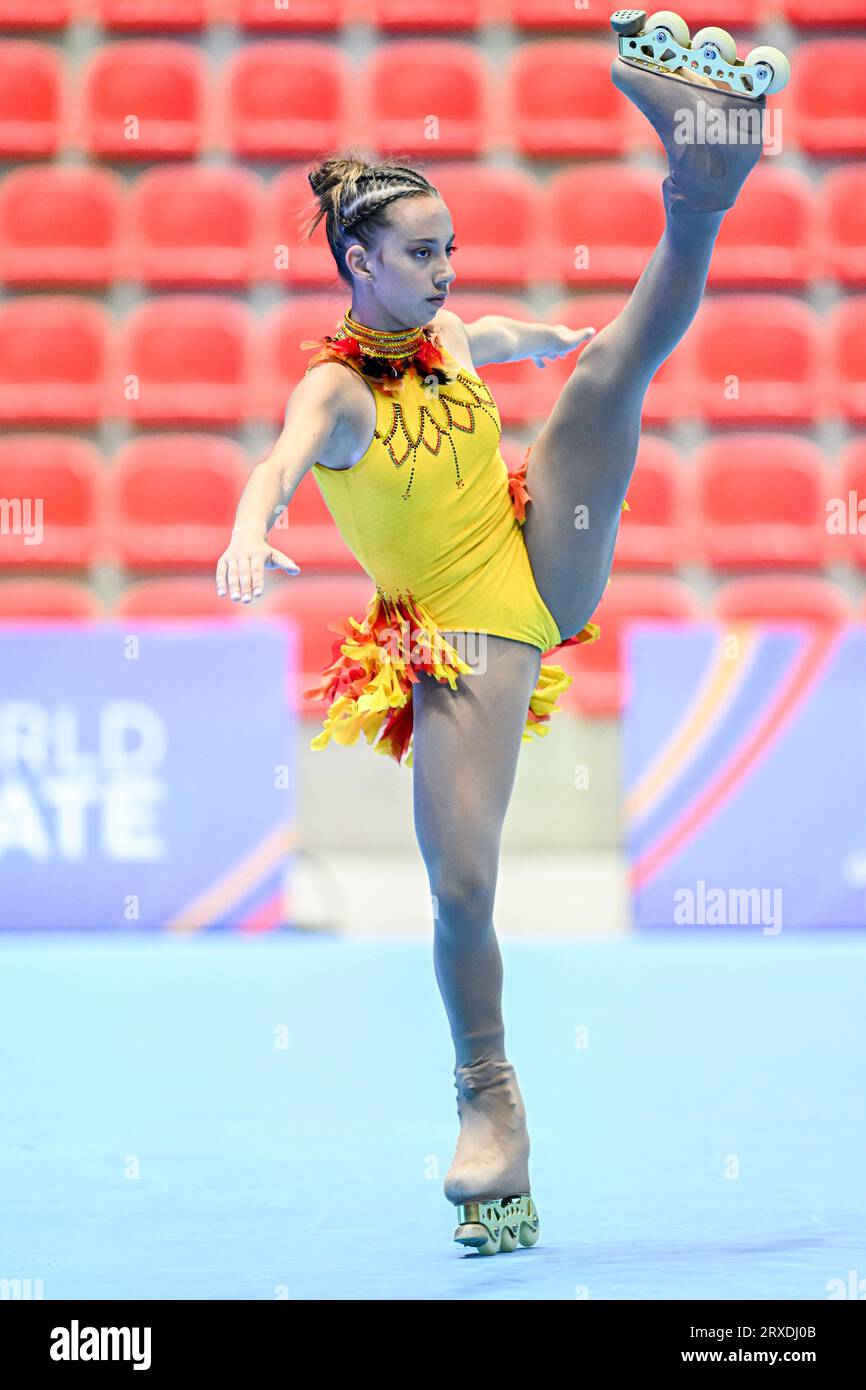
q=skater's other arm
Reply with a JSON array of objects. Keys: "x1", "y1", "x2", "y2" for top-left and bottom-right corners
[
  {"x1": 216, "y1": 364, "x2": 371, "y2": 602},
  {"x1": 439, "y1": 310, "x2": 596, "y2": 369}
]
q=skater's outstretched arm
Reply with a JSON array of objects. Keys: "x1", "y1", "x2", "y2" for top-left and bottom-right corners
[
  {"x1": 215, "y1": 361, "x2": 371, "y2": 602},
  {"x1": 458, "y1": 313, "x2": 596, "y2": 368}
]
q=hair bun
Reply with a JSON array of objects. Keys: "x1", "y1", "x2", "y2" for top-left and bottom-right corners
[{"x1": 308, "y1": 155, "x2": 370, "y2": 202}]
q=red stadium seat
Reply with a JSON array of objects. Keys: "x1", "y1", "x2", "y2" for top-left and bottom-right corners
[
  {"x1": 543, "y1": 165, "x2": 664, "y2": 288},
  {"x1": 369, "y1": 0, "x2": 485, "y2": 29},
  {"x1": 0, "y1": 435, "x2": 103, "y2": 567},
  {"x1": 362, "y1": 42, "x2": 488, "y2": 158},
  {"x1": 652, "y1": 1, "x2": 766, "y2": 23},
  {"x1": 828, "y1": 298, "x2": 866, "y2": 424},
  {"x1": 694, "y1": 435, "x2": 828, "y2": 569},
  {"x1": 261, "y1": 166, "x2": 339, "y2": 288},
  {"x1": 707, "y1": 166, "x2": 815, "y2": 290},
  {"x1": 114, "y1": 297, "x2": 253, "y2": 425},
  {"x1": 611, "y1": 436, "x2": 685, "y2": 572},
  {"x1": 788, "y1": 41, "x2": 866, "y2": 157},
  {"x1": 712, "y1": 576, "x2": 854, "y2": 627},
  {"x1": 507, "y1": 0, "x2": 764, "y2": 25},
  {"x1": 837, "y1": 439, "x2": 866, "y2": 568},
  {"x1": 558, "y1": 575, "x2": 701, "y2": 717},
  {"x1": 0, "y1": 578, "x2": 103, "y2": 619},
  {"x1": 691, "y1": 296, "x2": 822, "y2": 427},
  {"x1": 506, "y1": 43, "x2": 628, "y2": 157},
  {"x1": 264, "y1": 573, "x2": 376, "y2": 706},
  {"x1": 222, "y1": 43, "x2": 347, "y2": 161},
  {"x1": 80, "y1": 42, "x2": 206, "y2": 160},
  {"x1": 104, "y1": 435, "x2": 250, "y2": 569},
  {"x1": 549, "y1": 295, "x2": 692, "y2": 426},
  {"x1": 271, "y1": 471, "x2": 368, "y2": 573},
  {"x1": 0, "y1": 165, "x2": 124, "y2": 286},
  {"x1": 225, "y1": 0, "x2": 346, "y2": 26},
  {"x1": 0, "y1": 1, "x2": 71, "y2": 29},
  {"x1": 0, "y1": 296, "x2": 109, "y2": 424},
  {"x1": 444, "y1": 291, "x2": 540, "y2": 427},
  {"x1": 821, "y1": 168, "x2": 866, "y2": 286},
  {"x1": 0, "y1": 42, "x2": 62, "y2": 157},
  {"x1": 781, "y1": 0, "x2": 866, "y2": 27},
  {"x1": 123, "y1": 165, "x2": 264, "y2": 286},
  {"x1": 254, "y1": 294, "x2": 350, "y2": 423},
  {"x1": 505, "y1": 0, "x2": 608, "y2": 29},
  {"x1": 91, "y1": 0, "x2": 210, "y2": 28},
  {"x1": 425, "y1": 164, "x2": 540, "y2": 287},
  {"x1": 113, "y1": 576, "x2": 250, "y2": 619}
]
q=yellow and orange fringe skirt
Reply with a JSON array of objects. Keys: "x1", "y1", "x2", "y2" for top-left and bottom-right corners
[{"x1": 303, "y1": 449, "x2": 629, "y2": 767}]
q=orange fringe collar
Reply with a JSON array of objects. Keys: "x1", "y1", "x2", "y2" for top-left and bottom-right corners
[{"x1": 300, "y1": 321, "x2": 458, "y2": 397}]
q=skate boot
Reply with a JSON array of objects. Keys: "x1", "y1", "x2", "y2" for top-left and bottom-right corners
[
  {"x1": 609, "y1": 10, "x2": 791, "y2": 217},
  {"x1": 443, "y1": 1057, "x2": 540, "y2": 1256}
]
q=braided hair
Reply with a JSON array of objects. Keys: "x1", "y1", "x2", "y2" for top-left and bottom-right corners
[{"x1": 302, "y1": 153, "x2": 441, "y2": 286}]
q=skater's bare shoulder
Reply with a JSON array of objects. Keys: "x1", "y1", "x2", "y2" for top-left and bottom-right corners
[
  {"x1": 430, "y1": 307, "x2": 479, "y2": 375},
  {"x1": 282, "y1": 360, "x2": 378, "y2": 474}
]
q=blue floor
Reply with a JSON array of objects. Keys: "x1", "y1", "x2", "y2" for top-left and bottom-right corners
[{"x1": 1, "y1": 933, "x2": 863, "y2": 1300}]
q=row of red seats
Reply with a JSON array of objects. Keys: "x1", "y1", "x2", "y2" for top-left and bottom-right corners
[
  {"x1": 0, "y1": 38, "x2": 863, "y2": 159},
  {"x1": 0, "y1": 572, "x2": 861, "y2": 717},
  {"x1": 2, "y1": 162, "x2": 864, "y2": 291},
  {"x1": 0, "y1": 293, "x2": 861, "y2": 428},
  {"x1": 3, "y1": 431, "x2": 866, "y2": 572},
  {"x1": 1, "y1": 1, "x2": 863, "y2": 33}
]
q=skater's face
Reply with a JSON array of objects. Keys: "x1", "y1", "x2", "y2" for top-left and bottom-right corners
[{"x1": 344, "y1": 195, "x2": 457, "y2": 328}]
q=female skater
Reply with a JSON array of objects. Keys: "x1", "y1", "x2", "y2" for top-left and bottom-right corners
[{"x1": 216, "y1": 13, "x2": 789, "y2": 1255}]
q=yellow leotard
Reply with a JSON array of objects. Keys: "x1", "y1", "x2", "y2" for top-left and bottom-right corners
[
  {"x1": 312, "y1": 347, "x2": 562, "y2": 651},
  {"x1": 301, "y1": 330, "x2": 606, "y2": 766}
]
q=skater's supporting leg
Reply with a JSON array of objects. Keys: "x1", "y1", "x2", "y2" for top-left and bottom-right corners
[
  {"x1": 521, "y1": 65, "x2": 766, "y2": 643},
  {"x1": 412, "y1": 632, "x2": 542, "y2": 1209},
  {"x1": 411, "y1": 632, "x2": 541, "y2": 1072}
]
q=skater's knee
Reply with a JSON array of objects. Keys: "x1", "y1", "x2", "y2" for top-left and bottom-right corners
[
  {"x1": 567, "y1": 333, "x2": 630, "y2": 397},
  {"x1": 571, "y1": 330, "x2": 615, "y2": 381},
  {"x1": 429, "y1": 853, "x2": 497, "y2": 928}
]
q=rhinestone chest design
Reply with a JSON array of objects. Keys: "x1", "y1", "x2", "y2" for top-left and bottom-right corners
[{"x1": 375, "y1": 370, "x2": 501, "y2": 501}]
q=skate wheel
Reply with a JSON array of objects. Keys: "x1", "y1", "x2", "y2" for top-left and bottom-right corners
[
  {"x1": 690, "y1": 26, "x2": 737, "y2": 66},
  {"x1": 499, "y1": 1225, "x2": 518, "y2": 1253},
  {"x1": 643, "y1": 10, "x2": 690, "y2": 49},
  {"x1": 743, "y1": 45, "x2": 790, "y2": 95},
  {"x1": 519, "y1": 1219, "x2": 540, "y2": 1248}
]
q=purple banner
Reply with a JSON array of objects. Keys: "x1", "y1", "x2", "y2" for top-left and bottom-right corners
[{"x1": 0, "y1": 622, "x2": 296, "y2": 930}]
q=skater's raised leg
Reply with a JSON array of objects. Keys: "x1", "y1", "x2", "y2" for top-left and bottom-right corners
[{"x1": 521, "y1": 13, "x2": 786, "y2": 644}]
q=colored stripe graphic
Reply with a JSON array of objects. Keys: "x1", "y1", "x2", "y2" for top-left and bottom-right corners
[
  {"x1": 238, "y1": 888, "x2": 290, "y2": 933},
  {"x1": 166, "y1": 822, "x2": 297, "y2": 932},
  {"x1": 629, "y1": 629, "x2": 840, "y2": 892},
  {"x1": 625, "y1": 626, "x2": 758, "y2": 825}
]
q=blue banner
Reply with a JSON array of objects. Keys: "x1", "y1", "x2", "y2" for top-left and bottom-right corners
[
  {"x1": 0, "y1": 622, "x2": 296, "y2": 930},
  {"x1": 624, "y1": 623, "x2": 866, "y2": 931}
]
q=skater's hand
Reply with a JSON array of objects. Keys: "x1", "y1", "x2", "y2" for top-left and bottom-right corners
[
  {"x1": 531, "y1": 324, "x2": 596, "y2": 369},
  {"x1": 216, "y1": 528, "x2": 301, "y2": 603}
]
